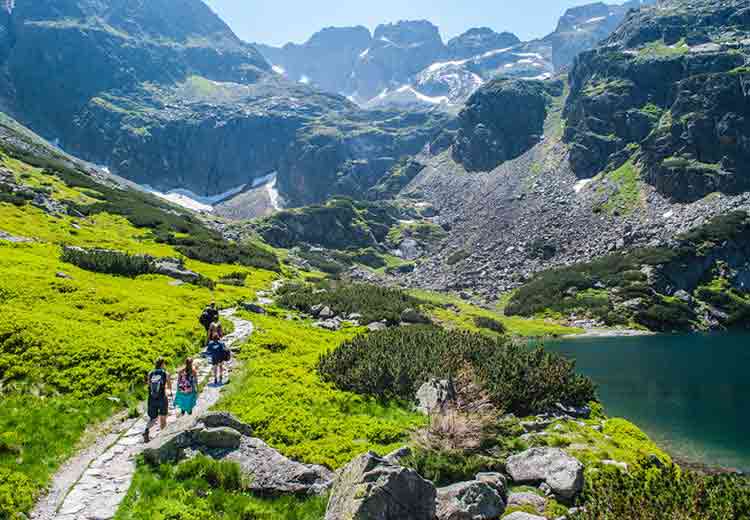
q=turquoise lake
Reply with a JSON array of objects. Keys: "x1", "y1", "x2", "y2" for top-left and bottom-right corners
[{"x1": 544, "y1": 332, "x2": 750, "y2": 472}]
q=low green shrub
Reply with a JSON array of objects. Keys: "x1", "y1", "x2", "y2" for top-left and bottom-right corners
[
  {"x1": 174, "y1": 455, "x2": 244, "y2": 491},
  {"x1": 61, "y1": 247, "x2": 153, "y2": 277},
  {"x1": 317, "y1": 326, "x2": 596, "y2": 416},
  {"x1": 278, "y1": 282, "x2": 422, "y2": 325},
  {"x1": 170, "y1": 237, "x2": 280, "y2": 272},
  {"x1": 0, "y1": 187, "x2": 34, "y2": 207},
  {"x1": 115, "y1": 460, "x2": 328, "y2": 520},
  {"x1": 572, "y1": 464, "x2": 750, "y2": 520},
  {"x1": 402, "y1": 448, "x2": 502, "y2": 487},
  {"x1": 474, "y1": 316, "x2": 506, "y2": 334},
  {"x1": 0, "y1": 467, "x2": 35, "y2": 517}
]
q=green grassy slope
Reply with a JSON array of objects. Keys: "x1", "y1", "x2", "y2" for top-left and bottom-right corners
[{"x1": 0, "y1": 146, "x2": 278, "y2": 516}]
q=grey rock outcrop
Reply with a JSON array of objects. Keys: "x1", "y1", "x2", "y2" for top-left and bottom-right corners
[
  {"x1": 507, "y1": 492, "x2": 546, "y2": 513},
  {"x1": 503, "y1": 512, "x2": 547, "y2": 520},
  {"x1": 416, "y1": 378, "x2": 455, "y2": 414},
  {"x1": 200, "y1": 412, "x2": 254, "y2": 436},
  {"x1": 475, "y1": 472, "x2": 507, "y2": 496},
  {"x1": 226, "y1": 437, "x2": 333, "y2": 496},
  {"x1": 325, "y1": 452, "x2": 436, "y2": 520},
  {"x1": 436, "y1": 480, "x2": 506, "y2": 520},
  {"x1": 240, "y1": 302, "x2": 267, "y2": 315},
  {"x1": 195, "y1": 427, "x2": 242, "y2": 450},
  {"x1": 506, "y1": 448, "x2": 584, "y2": 500},
  {"x1": 383, "y1": 446, "x2": 413, "y2": 466},
  {"x1": 152, "y1": 259, "x2": 201, "y2": 284},
  {"x1": 367, "y1": 321, "x2": 388, "y2": 332},
  {"x1": 452, "y1": 79, "x2": 558, "y2": 172},
  {"x1": 144, "y1": 412, "x2": 332, "y2": 496}
]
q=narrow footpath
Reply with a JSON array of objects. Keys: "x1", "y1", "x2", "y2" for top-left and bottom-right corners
[{"x1": 31, "y1": 309, "x2": 254, "y2": 520}]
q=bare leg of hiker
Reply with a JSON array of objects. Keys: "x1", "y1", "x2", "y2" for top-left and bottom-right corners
[{"x1": 143, "y1": 417, "x2": 156, "y2": 443}]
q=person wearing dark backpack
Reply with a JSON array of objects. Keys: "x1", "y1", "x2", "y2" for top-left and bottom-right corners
[
  {"x1": 174, "y1": 358, "x2": 198, "y2": 416},
  {"x1": 206, "y1": 328, "x2": 228, "y2": 385},
  {"x1": 199, "y1": 302, "x2": 219, "y2": 335},
  {"x1": 143, "y1": 358, "x2": 172, "y2": 443}
]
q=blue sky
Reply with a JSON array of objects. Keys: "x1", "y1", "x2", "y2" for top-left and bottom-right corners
[{"x1": 203, "y1": 0, "x2": 612, "y2": 46}]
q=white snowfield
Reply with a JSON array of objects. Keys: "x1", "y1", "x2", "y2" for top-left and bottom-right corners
[{"x1": 144, "y1": 184, "x2": 247, "y2": 213}]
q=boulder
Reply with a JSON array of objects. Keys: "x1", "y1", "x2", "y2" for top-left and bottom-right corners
[
  {"x1": 506, "y1": 448, "x2": 584, "y2": 500},
  {"x1": 399, "y1": 238, "x2": 422, "y2": 261},
  {"x1": 199, "y1": 412, "x2": 253, "y2": 437},
  {"x1": 383, "y1": 446, "x2": 412, "y2": 466},
  {"x1": 0, "y1": 230, "x2": 31, "y2": 243},
  {"x1": 196, "y1": 427, "x2": 242, "y2": 450},
  {"x1": 367, "y1": 321, "x2": 388, "y2": 332},
  {"x1": 554, "y1": 403, "x2": 591, "y2": 419},
  {"x1": 475, "y1": 473, "x2": 507, "y2": 496},
  {"x1": 226, "y1": 437, "x2": 333, "y2": 496},
  {"x1": 240, "y1": 302, "x2": 267, "y2": 314},
  {"x1": 416, "y1": 378, "x2": 455, "y2": 414},
  {"x1": 436, "y1": 480, "x2": 505, "y2": 520},
  {"x1": 311, "y1": 304, "x2": 325, "y2": 317},
  {"x1": 325, "y1": 452, "x2": 436, "y2": 520},
  {"x1": 319, "y1": 306, "x2": 335, "y2": 319},
  {"x1": 55, "y1": 272, "x2": 72, "y2": 279},
  {"x1": 401, "y1": 308, "x2": 430, "y2": 324},
  {"x1": 503, "y1": 513, "x2": 546, "y2": 520},
  {"x1": 143, "y1": 427, "x2": 202, "y2": 465},
  {"x1": 152, "y1": 259, "x2": 201, "y2": 284},
  {"x1": 507, "y1": 492, "x2": 546, "y2": 514},
  {"x1": 316, "y1": 318, "x2": 341, "y2": 331}
]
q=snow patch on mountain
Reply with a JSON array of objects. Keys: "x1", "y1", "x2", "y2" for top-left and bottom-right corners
[{"x1": 143, "y1": 184, "x2": 247, "y2": 213}]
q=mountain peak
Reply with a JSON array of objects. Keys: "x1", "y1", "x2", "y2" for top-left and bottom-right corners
[
  {"x1": 373, "y1": 20, "x2": 443, "y2": 47},
  {"x1": 447, "y1": 27, "x2": 521, "y2": 59}
]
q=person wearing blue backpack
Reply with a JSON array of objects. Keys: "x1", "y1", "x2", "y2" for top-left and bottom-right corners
[
  {"x1": 143, "y1": 358, "x2": 172, "y2": 443},
  {"x1": 206, "y1": 328, "x2": 229, "y2": 385}
]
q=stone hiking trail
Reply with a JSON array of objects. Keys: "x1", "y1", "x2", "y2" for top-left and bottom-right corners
[{"x1": 31, "y1": 308, "x2": 254, "y2": 520}]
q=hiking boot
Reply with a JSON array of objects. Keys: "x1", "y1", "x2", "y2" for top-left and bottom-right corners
[{"x1": 143, "y1": 430, "x2": 150, "y2": 443}]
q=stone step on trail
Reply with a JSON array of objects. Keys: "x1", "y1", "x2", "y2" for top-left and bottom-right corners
[{"x1": 30, "y1": 308, "x2": 253, "y2": 520}]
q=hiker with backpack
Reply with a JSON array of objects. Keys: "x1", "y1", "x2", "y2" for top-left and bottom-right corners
[
  {"x1": 199, "y1": 302, "x2": 219, "y2": 335},
  {"x1": 206, "y1": 327, "x2": 229, "y2": 385},
  {"x1": 174, "y1": 357, "x2": 198, "y2": 416},
  {"x1": 208, "y1": 318, "x2": 224, "y2": 343},
  {"x1": 144, "y1": 357, "x2": 172, "y2": 443}
]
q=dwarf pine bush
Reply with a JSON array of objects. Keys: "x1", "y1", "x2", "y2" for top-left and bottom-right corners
[
  {"x1": 278, "y1": 282, "x2": 421, "y2": 324},
  {"x1": 61, "y1": 247, "x2": 154, "y2": 277},
  {"x1": 317, "y1": 326, "x2": 595, "y2": 416},
  {"x1": 573, "y1": 464, "x2": 750, "y2": 520}
]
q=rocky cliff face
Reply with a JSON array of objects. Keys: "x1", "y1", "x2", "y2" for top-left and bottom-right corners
[
  {"x1": 564, "y1": 0, "x2": 750, "y2": 202},
  {"x1": 446, "y1": 28, "x2": 521, "y2": 60},
  {"x1": 254, "y1": 26, "x2": 372, "y2": 94},
  {"x1": 352, "y1": 21, "x2": 448, "y2": 101},
  {"x1": 452, "y1": 79, "x2": 561, "y2": 172}
]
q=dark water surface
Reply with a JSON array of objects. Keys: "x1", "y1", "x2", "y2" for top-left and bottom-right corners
[{"x1": 544, "y1": 333, "x2": 750, "y2": 472}]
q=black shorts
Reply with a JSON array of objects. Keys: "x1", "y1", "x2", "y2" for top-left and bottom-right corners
[{"x1": 148, "y1": 396, "x2": 168, "y2": 419}]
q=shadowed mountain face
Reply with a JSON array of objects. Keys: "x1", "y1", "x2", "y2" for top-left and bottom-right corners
[
  {"x1": 564, "y1": 0, "x2": 750, "y2": 201},
  {"x1": 0, "y1": 0, "x2": 451, "y2": 205}
]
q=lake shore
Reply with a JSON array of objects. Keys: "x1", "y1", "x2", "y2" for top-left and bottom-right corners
[{"x1": 566, "y1": 327, "x2": 656, "y2": 339}]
